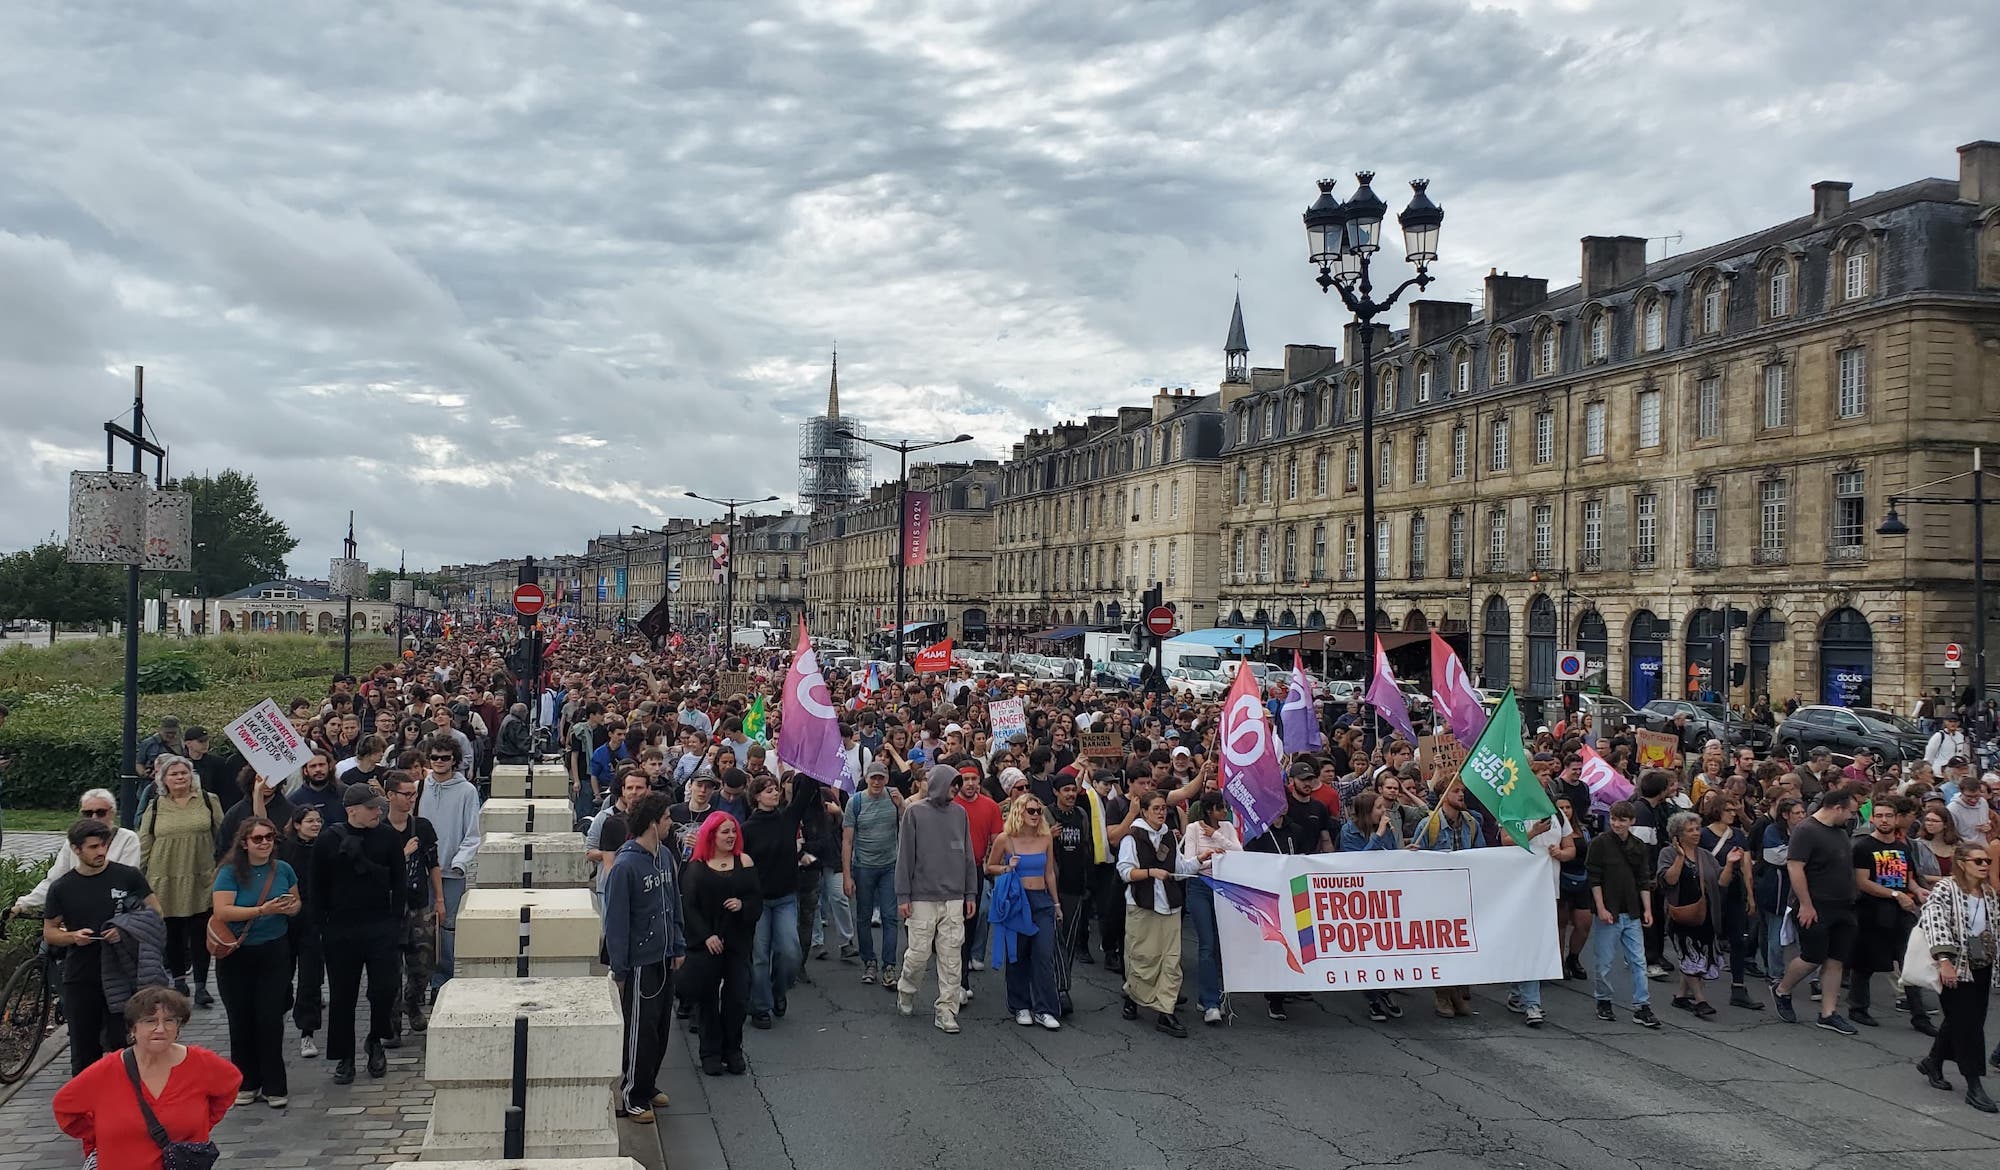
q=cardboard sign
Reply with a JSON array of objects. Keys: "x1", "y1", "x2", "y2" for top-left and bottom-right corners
[
  {"x1": 594, "y1": 628, "x2": 614, "y2": 643},
  {"x1": 1079, "y1": 731, "x2": 1125, "y2": 760},
  {"x1": 1634, "y1": 729, "x2": 1680, "y2": 771},
  {"x1": 1419, "y1": 732, "x2": 1468, "y2": 790},
  {"x1": 989, "y1": 697, "x2": 1027, "y2": 745},
  {"x1": 716, "y1": 671, "x2": 755, "y2": 698},
  {"x1": 224, "y1": 699, "x2": 314, "y2": 782}
]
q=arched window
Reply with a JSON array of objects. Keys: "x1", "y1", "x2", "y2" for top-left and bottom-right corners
[
  {"x1": 1482, "y1": 595, "x2": 1512, "y2": 687},
  {"x1": 1285, "y1": 456, "x2": 1299, "y2": 500},
  {"x1": 1837, "y1": 239, "x2": 1872, "y2": 303},
  {"x1": 1697, "y1": 275, "x2": 1725, "y2": 337},
  {"x1": 1534, "y1": 322, "x2": 1557, "y2": 376},
  {"x1": 1640, "y1": 296, "x2": 1665, "y2": 351},
  {"x1": 1491, "y1": 330, "x2": 1513, "y2": 385},
  {"x1": 1415, "y1": 358, "x2": 1435, "y2": 403},
  {"x1": 1586, "y1": 308, "x2": 1610, "y2": 362},
  {"x1": 1347, "y1": 378, "x2": 1362, "y2": 420}
]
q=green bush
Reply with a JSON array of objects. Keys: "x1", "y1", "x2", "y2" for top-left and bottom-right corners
[
  {"x1": 128, "y1": 652, "x2": 207, "y2": 694},
  {"x1": 0, "y1": 856, "x2": 54, "y2": 988}
]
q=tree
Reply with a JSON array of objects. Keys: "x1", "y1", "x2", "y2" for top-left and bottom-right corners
[
  {"x1": 0, "y1": 539, "x2": 124, "y2": 643},
  {"x1": 178, "y1": 471, "x2": 299, "y2": 598}
]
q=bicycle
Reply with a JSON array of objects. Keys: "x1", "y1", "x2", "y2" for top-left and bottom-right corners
[{"x1": 0, "y1": 907, "x2": 65, "y2": 1084}]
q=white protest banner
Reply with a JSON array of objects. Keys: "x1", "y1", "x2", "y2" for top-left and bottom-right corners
[
  {"x1": 224, "y1": 698, "x2": 313, "y2": 782},
  {"x1": 989, "y1": 697, "x2": 1027, "y2": 745},
  {"x1": 1207, "y1": 847, "x2": 1559, "y2": 992}
]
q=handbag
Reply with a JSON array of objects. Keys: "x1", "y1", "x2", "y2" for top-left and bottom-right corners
[
  {"x1": 1901, "y1": 923, "x2": 1942, "y2": 992},
  {"x1": 206, "y1": 864, "x2": 278, "y2": 959},
  {"x1": 1668, "y1": 897, "x2": 1707, "y2": 927},
  {"x1": 121, "y1": 1049, "x2": 221, "y2": 1170}
]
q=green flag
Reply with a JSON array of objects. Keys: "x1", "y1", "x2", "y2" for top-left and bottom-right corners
[
  {"x1": 743, "y1": 693, "x2": 767, "y2": 744},
  {"x1": 1457, "y1": 688, "x2": 1558, "y2": 850}
]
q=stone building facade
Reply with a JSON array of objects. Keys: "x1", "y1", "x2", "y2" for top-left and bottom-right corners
[
  {"x1": 991, "y1": 385, "x2": 1230, "y2": 640},
  {"x1": 806, "y1": 460, "x2": 1000, "y2": 646},
  {"x1": 1218, "y1": 140, "x2": 2000, "y2": 711}
]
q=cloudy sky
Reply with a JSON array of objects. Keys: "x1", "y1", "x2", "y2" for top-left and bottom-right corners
[{"x1": 2, "y1": 0, "x2": 1992, "y2": 574}]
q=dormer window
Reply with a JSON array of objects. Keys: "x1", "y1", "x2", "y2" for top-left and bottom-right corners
[
  {"x1": 1769, "y1": 265, "x2": 1792, "y2": 318},
  {"x1": 1698, "y1": 280, "x2": 1723, "y2": 336},
  {"x1": 1641, "y1": 298, "x2": 1664, "y2": 351},
  {"x1": 1588, "y1": 311, "x2": 1609, "y2": 361},
  {"x1": 1842, "y1": 247, "x2": 1869, "y2": 301},
  {"x1": 1491, "y1": 332, "x2": 1512, "y2": 385},
  {"x1": 1535, "y1": 324, "x2": 1556, "y2": 376}
]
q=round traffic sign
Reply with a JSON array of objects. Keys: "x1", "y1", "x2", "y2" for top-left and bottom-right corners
[
  {"x1": 1556, "y1": 652, "x2": 1585, "y2": 680},
  {"x1": 512, "y1": 582, "x2": 546, "y2": 616},
  {"x1": 1945, "y1": 642, "x2": 1962, "y2": 664},
  {"x1": 1145, "y1": 606, "x2": 1175, "y2": 638}
]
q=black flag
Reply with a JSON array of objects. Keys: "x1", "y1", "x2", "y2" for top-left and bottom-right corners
[{"x1": 635, "y1": 594, "x2": 671, "y2": 643}]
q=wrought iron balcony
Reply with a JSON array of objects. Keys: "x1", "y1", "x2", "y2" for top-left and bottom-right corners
[
  {"x1": 1689, "y1": 548, "x2": 1720, "y2": 570},
  {"x1": 1751, "y1": 546, "x2": 1788, "y2": 566},
  {"x1": 1630, "y1": 547, "x2": 1657, "y2": 570}
]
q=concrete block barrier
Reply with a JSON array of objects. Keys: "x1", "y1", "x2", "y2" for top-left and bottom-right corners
[
  {"x1": 473, "y1": 831, "x2": 592, "y2": 889},
  {"x1": 455, "y1": 887, "x2": 602, "y2": 979}
]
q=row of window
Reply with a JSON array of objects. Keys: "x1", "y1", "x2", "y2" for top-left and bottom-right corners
[
  {"x1": 1223, "y1": 470, "x2": 1869, "y2": 584},
  {"x1": 996, "y1": 541, "x2": 1182, "y2": 595},
  {"x1": 999, "y1": 479, "x2": 1186, "y2": 543},
  {"x1": 1228, "y1": 349, "x2": 1869, "y2": 505},
  {"x1": 1002, "y1": 422, "x2": 1192, "y2": 498},
  {"x1": 1231, "y1": 244, "x2": 1877, "y2": 448}
]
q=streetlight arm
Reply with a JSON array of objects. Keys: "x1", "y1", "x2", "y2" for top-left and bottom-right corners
[{"x1": 1331, "y1": 267, "x2": 1434, "y2": 319}]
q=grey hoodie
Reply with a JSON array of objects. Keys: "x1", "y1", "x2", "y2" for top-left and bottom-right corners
[
  {"x1": 895, "y1": 765, "x2": 977, "y2": 904},
  {"x1": 420, "y1": 770, "x2": 483, "y2": 874}
]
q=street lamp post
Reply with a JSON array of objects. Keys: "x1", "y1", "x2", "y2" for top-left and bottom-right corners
[
  {"x1": 1302, "y1": 172, "x2": 1443, "y2": 715},
  {"x1": 1878, "y1": 446, "x2": 1989, "y2": 703},
  {"x1": 835, "y1": 429, "x2": 974, "y2": 678},
  {"x1": 685, "y1": 493, "x2": 779, "y2": 662}
]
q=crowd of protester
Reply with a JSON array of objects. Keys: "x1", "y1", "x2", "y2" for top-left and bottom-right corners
[{"x1": 12, "y1": 620, "x2": 2000, "y2": 1167}]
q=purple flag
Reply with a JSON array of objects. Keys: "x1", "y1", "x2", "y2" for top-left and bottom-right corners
[
  {"x1": 1430, "y1": 629, "x2": 1489, "y2": 746},
  {"x1": 777, "y1": 619, "x2": 848, "y2": 789},
  {"x1": 1279, "y1": 650, "x2": 1324, "y2": 752},
  {"x1": 1363, "y1": 636, "x2": 1420, "y2": 744},
  {"x1": 1218, "y1": 660, "x2": 1288, "y2": 847}
]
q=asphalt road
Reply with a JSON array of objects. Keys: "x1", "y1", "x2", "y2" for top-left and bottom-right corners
[{"x1": 657, "y1": 936, "x2": 2000, "y2": 1170}]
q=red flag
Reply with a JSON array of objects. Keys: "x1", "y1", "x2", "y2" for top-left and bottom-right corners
[{"x1": 912, "y1": 637, "x2": 953, "y2": 673}]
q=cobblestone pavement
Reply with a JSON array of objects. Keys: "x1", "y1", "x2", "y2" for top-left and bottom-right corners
[
  {"x1": 0, "y1": 979, "x2": 433, "y2": 1168},
  {"x1": 0, "y1": 833, "x2": 64, "y2": 865}
]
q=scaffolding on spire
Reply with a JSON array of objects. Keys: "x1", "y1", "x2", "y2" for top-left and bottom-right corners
[{"x1": 799, "y1": 349, "x2": 868, "y2": 513}]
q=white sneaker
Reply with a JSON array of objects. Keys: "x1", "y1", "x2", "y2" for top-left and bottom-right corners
[
  {"x1": 1524, "y1": 1006, "x2": 1545, "y2": 1028},
  {"x1": 300, "y1": 1035, "x2": 319, "y2": 1059},
  {"x1": 1015, "y1": 1009, "x2": 1033, "y2": 1026},
  {"x1": 968, "y1": 958, "x2": 986, "y2": 971},
  {"x1": 1035, "y1": 1013, "x2": 1062, "y2": 1031},
  {"x1": 896, "y1": 989, "x2": 916, "y2": 1016},
  {"x1": 264, "y1": 1094, "x2": 288, "y2": 1108},
  {"x1": 1202, "y1": 1006, "x2": 1223, "y2": 1025},
  {"x1": 959, "y1": 986, "x2": 974, "y2": 1004}
]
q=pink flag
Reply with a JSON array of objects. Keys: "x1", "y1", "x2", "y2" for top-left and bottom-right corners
[
  {"x1": 777, "y1": 618, "x2": 847, "y2": 790},
  {"x1": 1429, "y1": 630, "x2": 1489, "y2": 746},
  {"x1": 1279, "y1": 651, "x2": 1324, "y2": 752},
  {"x1": 1218, "y1": 660, "x2": 1288, "y2": 846},
  {"x1": 1578, "y1": 743, "x2": 1635, "y2": 811},
  {"x1": 1363, "y1": 636, "x2": 1419, "y2": 745}
]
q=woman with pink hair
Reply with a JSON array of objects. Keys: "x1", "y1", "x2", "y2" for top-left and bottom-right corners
[{"x1": 680, "y1": 813, "x2": 764, "y2": 1076}]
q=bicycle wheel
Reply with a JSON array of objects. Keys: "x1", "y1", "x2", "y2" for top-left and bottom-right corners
[{"x1": 0, "y1": 952, "x2": 53, "y2": 1084}]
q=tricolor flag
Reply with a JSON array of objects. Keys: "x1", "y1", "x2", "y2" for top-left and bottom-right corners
[{"x1": 1578, "y1": 742, "x2": 1635, "y2": 811}]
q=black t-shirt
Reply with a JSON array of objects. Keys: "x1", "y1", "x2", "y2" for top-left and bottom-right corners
[
  {"x1": 1851, "y1": 834, "x2": 1913, "y2": 927},
  {"x1": 388, "y1": 814, "x2": 441, "y2": 910},
  {"x1": 667, "y1": 802, "x2": 713, "y2": 863},
  {"x1": 1284, "y1": 792, "x2": 1334, "y2": 855},
  {"x1": 44, "y1": 862, "x2": 153, "y2": 985},
  {"x1": 1788, "y1": 816, "x2": 1857, "y2": 917},
  {"x1": 1048, "y1": 803, "x2": 1091, "y2": 895}
]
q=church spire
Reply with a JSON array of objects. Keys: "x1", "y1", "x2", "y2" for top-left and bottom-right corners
[
  {"x1": 1224, "y1": 292, "x2": 1249, "y2": 384},
  {"x1": 826, "y1": 348, "x2": 840, "y2": 418}
]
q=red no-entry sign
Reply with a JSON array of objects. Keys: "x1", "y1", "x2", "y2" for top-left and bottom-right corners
[
  {"x1": 1145, "y1": 606, "x2": 1175, "y2": 638},
  {"x1": 1945, "y1": 642, "x2": 1962, "y2": 665},
  {"x1": 513, "y1": 583, "x2": 546, "y2": 616}
]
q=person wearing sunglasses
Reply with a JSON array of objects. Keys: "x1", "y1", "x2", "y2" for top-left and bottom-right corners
[
  {"x1": 12, "y1": 790, "x2": 139, "y2": 915},
  {"x1": 417, "y1": 735, "x2": 482, "y2": 997},
  {"x1": 211, "y1": 815, "x2": 301, "y2": 1108},
  {"x1": 984, "y1": 792, "x2": 1062, "y2": 1029},
  {"x1": 1914, "y1": 844, "x2": 2000, "y2": 1113}
]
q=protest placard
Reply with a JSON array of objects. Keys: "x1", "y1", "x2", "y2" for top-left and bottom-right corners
[
  {"x1": 1634, "y1": 729, "x2": 1680, "y2": 771},
  {"x1": 716, "y1": 671, "x2": 755, "y2": 699},
  {"x1": 1078, "y1": 731, "x2": 1124, "y2": 760},
  {"x1": 989, "y1": 697, "x2": 1027, "y2": 745},
  {"x1": 223, "y1": 698, "x2": 314, "y2": 782}
]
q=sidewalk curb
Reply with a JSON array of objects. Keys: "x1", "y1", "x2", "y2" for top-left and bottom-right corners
[{"x1": 0, "y1": 1033, "x2": 68, "y2": 1111}]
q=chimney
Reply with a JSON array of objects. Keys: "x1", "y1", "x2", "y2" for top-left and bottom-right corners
[
  {"x1": 1579, "y1": 237, "x2": 1648, "y2": 299},
  {"x1": 1283, "y1": 343, "x2": 1340, "y2": 384},
  {"x1": 1484, "y1": 270, "x2": 1550, "y2": 325},
  {"x1": 1152, "y1": 387, "x2": 1177, "y2": 422},
  {"x1": 1812, "y1": 180, "x2": 1852, "y2": 223},
  {"x1": 1407, "y1": 300, "x2": 1473, "y2": 348},
  {"x1": 1960, "y1": 140, "x2": 2000, "y2": 209},
  {"x1": 1338, "y1": 325, "x2": 1391, "y2": 364}
]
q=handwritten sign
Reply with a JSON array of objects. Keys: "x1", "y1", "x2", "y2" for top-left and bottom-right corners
[
  {"x1": 1419, "y1": 732, "x2": 1468, "y2": 790},
  {"x1": 716, "y1": 672, "x2": 755, "y2": 699},
  {"x1": 1079, "y1": 732, "x2": 1125, "y2": 760},
  {"x1": 989, "y1": 698, "x2": 1027, "y2": 745},
  {"x1": 1634, "y1": 729, "x2": 1680, "y2": 771},
  {"x1": 224, "y1": 699, "x2": 313, "y2": 782}
]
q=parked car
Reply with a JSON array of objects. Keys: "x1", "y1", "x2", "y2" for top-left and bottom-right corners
[
  {"x1": 1634, "y1": 699, "x2": 1774, "y2": 753},
  {"x1": 1774, "y1": 704, "x2": 1929, "y2": 765},
  {"x1": 1576, "y1": 693, "x2": 1640, "y2": 737},
  {"x1": 1166, "y1": 667, "x2": 1227, "y2": 701}
]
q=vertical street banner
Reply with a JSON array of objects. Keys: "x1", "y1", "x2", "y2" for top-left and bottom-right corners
[
  {"x1": 1209, "y1": 849, "x2": 1561, "y2": 991},
  {"x1": 596, "y1": 575, "x2": 607, "y2": 602},
  {"x1": 614, "y1": 566, "x2": 628, "y2": 600},
  {"x1": 710, "y1": 533, "x2": 731, "y2": 583},
  {"x1": 1218, "y1": 660, "x2": 1287, "y2": 846},
  {"x1": 901, "y1": 491, "x2": 931, "y2": 567}
]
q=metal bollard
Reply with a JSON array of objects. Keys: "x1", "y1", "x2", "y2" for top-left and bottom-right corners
[
  {"x1": 516, "y1": 905, "x2": 532, "y2": 978},
  {"x1": 502, "y1": 1013, "x2": 529, "y2": 1158}
]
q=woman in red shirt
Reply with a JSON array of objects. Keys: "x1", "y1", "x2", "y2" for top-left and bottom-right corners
[{"x1": 54, "y1": 985, "x2": 241, "y2": 1170}]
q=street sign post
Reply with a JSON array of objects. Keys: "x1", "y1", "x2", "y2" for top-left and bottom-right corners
[
  {"x1": 512, "y1": 582, "x2": 546, "y2": 617},
  {"x1": 1555, "y1": 649, "x2": 1586, "y2": 682},
  {"x1": 1945, "y1": 642, "x2": 1962, "y2": 669},
  {"x1": 1145, "y1": 606, "x2": 1175, "y2": 638}
]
